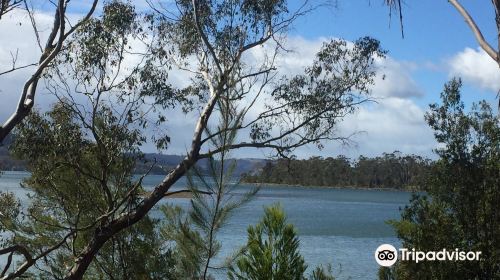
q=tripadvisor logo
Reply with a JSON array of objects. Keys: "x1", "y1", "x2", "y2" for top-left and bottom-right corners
[
  {"x1": 375, "y1": 244, "x2": 398, "y2": 267},
  {"x1": 375, "y1": 244, "x2": 482, "y2": 267}
]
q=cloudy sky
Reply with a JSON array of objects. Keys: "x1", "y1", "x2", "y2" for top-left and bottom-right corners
[{"x1": 0, "y1": 0, "x2": 498, "y2": 159}]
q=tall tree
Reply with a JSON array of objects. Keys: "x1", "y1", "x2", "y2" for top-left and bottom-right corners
[
  {"x1": 0, "y1": 103, "x2": 176, "y2": 279},
  {"x1": 384, "y1": 79, "x2": 500, "y2": 279},
  {"x1": 0, "y1": 2, "x2": 178, "y2": 278},
  {"x1": 0, "y1": 0, "x2": 385, "y2": 278}
]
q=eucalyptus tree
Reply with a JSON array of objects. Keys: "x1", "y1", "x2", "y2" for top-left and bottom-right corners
[
  {"x1": 0, "y1": 0, "x2": 385, "y2": 278},
  {"x1": 0, "y1": 2, "x2": 180, "y2": 278},
  {"x1": 384, "y1": 79, "x2": 500, "y2": 279},
  {"x1": 0, "y1": 104, "x2": 177, "y2": 279},
  {"x1": 0, "y1": 0, "x2": 99, "y2": 142}
]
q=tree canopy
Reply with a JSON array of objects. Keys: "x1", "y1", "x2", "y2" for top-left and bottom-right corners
[
  {"x1": 383, "y1": 79, "x2": 500, "y2": 279},
  {"x1": 242, "y1": 152, "x2": 431, "y2": 190}
]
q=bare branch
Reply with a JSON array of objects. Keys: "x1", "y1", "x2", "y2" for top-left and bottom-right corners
[
  {"x1": 1, "y1": 231, "x2": 74, "y2": 280},
  {"x1": 24, "y1": 0, "x2": 44, "y2": 52},
  {"x1": 163, "y1": 189, "x2": 212, "y2": 197},
  {"x1": 0, "y1": 59, "x2": 37, "y2": 76},
  {"x1": 449, "y1": 0, "x2": 498, "y2": 62},
  {"x1": 0, "y1": 0, "x2": 22, "y2": 20}
]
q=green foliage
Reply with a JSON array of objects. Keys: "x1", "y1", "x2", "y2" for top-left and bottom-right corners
[
  {"x1": 156, "y1": 0, "x2": 288, "y2": 60},
  {"x1": 384, "y1": 78, "x2": 500, "y2": 279},
  {"x1": 160, "y1": 204, "x2": 205, "y2": 279},
  {"x1": 75, "y1": 0, "x2": 138, "y2": 74},
  {"x1": 0, "y1": 102, "x2": 175, "y2": 279},
  {"x1": 85, "y1": 217, "x2": 177, "y2": 280},
  {"x1": 0, "y1": 191, "x2": 20, "y2": 232},
  {"x1": 243, "y1": 152, "x2": 431, "y2": 190},
  {"x1": 250, "y1": 37, "x2": 386, "y2": 150},
  {"x1": 159, "y1": 83, "x2": 258, "y2": 279},
  {"x1": 228, "y1": 204, "x2": 336, "y2": 280},
  {"x1": 228, "y1": 204, "x2": 307, "y2": 280},
  {"x1": 49, "y1": 0, "x2": 192, "y2": 151},
  {"x1": 308, "y1": 264, "x2": 335, "y2": 280}
]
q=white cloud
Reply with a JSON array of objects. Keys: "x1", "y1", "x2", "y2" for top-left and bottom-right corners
[
  {"x1": 372, "y1": 57, "x2": 423, "y2": 98},
  {"x1": 289, "y1": 96, "x2": 436, "y2": 159},
  {"x1": 449, "y1": 47, "x2": 500, "y2": 92},
  {"x1": 246, "y1": 36, "x2": 423, "y2": 99},
  {"x1": 341, "y1": 97, "x2": 435, "y2": 155}
]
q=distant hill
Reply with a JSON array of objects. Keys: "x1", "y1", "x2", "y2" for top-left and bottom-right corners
[
  {"x1": 0, "y1": 140, "x2": 266, "y2": 176},
  {"x1": 0, "y1": 135, "x2": 26, "y2": 171},
  {"x1": 136, "y1": 153, "x2": 267, "y2": 176}
]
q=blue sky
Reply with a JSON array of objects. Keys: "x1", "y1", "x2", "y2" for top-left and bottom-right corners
[
  {"x1": 275, "y1": 0, "x2": 498, "y2": 159},
  {"x1": 0, "y1": 1, "x2": 498, "y2": 159},
  {"x1": 290, "y1": 0, "x2": 498, "y2": 106}
]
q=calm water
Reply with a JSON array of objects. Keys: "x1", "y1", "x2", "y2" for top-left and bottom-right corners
[{"x1": 0, "y1": 171, "x2": 412, "y2": 280}]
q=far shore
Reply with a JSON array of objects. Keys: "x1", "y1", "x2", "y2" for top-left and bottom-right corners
[
  {"x1": 240, "y1": 181, "x2": 420, "y2": 192},
  {"x1": 1, "y1": 170, "x2": 420, "y2": 192}
]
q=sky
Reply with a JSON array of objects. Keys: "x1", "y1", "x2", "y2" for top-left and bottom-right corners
[{"x1": 0, "y1": 0, "x2": 498, "y2": 160}]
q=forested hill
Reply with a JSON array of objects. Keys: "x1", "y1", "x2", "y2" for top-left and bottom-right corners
[
  {"x1": 135, "y1": 154, "x2": 266, "y2": 176},
  {"x1": 0, "y1": 134, "x2": 25, "y2": 171},
  {"x1": 1, "y1": 139, "x2": 266, "y2": 176},
  {"x1": 241, "y1": 152, "x2": 433, "y2": 190}
]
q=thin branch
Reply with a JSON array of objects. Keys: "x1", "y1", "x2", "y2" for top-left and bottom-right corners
[
  {"x1": 0, "y1": 252, "x2": 13, "y2": 277},
  {"x1": 385, "y1": 0, "x2": 404, "y2": 38},
  {"x1": 2, "y1": 231, "x2": 74, "y2": 280},
  {"x1": 192, "y1": 0, "x2": 223, "y2": 74},
  {"x1": 24, "y1": 0, "x2": 44, "y2": 52},
  {"x1": 163, "y1": 189, "x2": 212, "y2": 197},
  {"x1": 0, "y1": 63, "x2": 37, "y2": 76}
]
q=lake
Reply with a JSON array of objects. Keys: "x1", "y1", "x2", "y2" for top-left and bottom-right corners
[{"x1": 0, "y1": 171, "x2": 412, "y2": 280}]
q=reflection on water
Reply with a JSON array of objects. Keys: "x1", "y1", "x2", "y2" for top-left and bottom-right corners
[{"x1": 0, "y1": 171, "x2": 411, "y2": 279}]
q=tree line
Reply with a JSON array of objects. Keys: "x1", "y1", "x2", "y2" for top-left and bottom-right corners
[{"x1": 242, "y1": 152, "x2": 432, "y2": 190}]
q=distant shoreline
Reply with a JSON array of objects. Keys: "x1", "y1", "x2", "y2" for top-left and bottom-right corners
[
  {"x1": 241, "y1": 181, "x2": 419, "y2": 192},
  {"x1": 1, "y1": 170, "x2": 419, "y2": 192}
]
